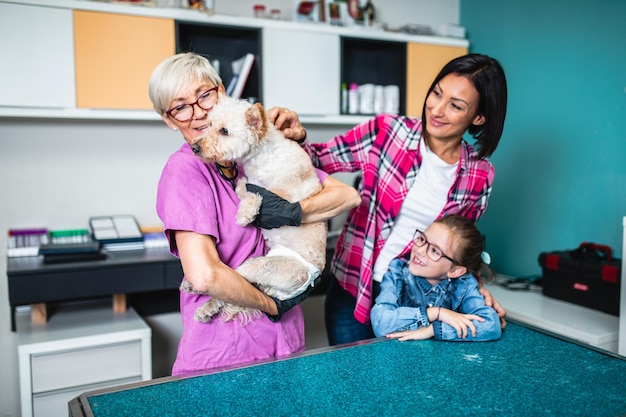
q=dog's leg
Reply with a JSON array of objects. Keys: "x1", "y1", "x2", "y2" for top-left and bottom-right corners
[
  {"x1": 194, "y1": 299, "x2": 225, "y2": 323},
  {"x1": 199, "y1": 255, "x2": 313, "y2": 324},
  {"x1": 234, "y1": 177, "x2": 263, "y2": 226},
  {"x1": 185, "y1": 275, "x2": 264, "y2": 323},
  {"x1": 235, "y1": 176, "x2": 248, "y2": 198},
  {"x1": 181, "y1": 280, "x2": 224, "y2": 322},
  {"x1": 236, "y1": 256, "x2": 312, "y2": 300},
  {"x1": 194, "y1": 299, "x2": 263, "y2": 324},
  {"x1": 219, "y1": 304, "x2": 263, "y2": 325},
  {"x1": 180, "y1": 280, "x2": 200, "y2": 294}
]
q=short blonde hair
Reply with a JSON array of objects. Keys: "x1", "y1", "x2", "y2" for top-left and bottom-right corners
[{"x1": 148, "y1": 52, "x2": 222, "y2": 116}]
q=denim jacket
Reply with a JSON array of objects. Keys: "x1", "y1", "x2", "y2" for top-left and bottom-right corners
[{"x1": 371, "y1": 258, "x2": 502, "y2": 341}]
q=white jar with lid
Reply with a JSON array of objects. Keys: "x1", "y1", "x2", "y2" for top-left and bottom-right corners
[{"x1": 348, "y1": 83, "x2": 359, "y2": 114}]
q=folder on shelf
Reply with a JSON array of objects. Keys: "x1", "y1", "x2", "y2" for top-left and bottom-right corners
[{"x1": 226, "y1": 53, "x2": 255, "y2": 99}]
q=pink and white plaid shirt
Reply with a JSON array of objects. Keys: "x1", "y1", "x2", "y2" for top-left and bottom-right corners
[{"x1": 306, "y1": 114, "x2": 494, "y2": 324}]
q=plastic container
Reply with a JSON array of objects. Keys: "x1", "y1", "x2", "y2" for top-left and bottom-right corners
[
  {"x1": 383, "y1": 85, "x2": 399, "y2": 115},
  {"x1": 374, "y1": 85, "x2": 384, "y2": 114},
  {"x1": 358, "y1": 83, "x2": 375, "y2": 114},
  {"x1": 253, "y1": 4, "x2": 266, "y2": 18},
  {"x1": 348, "y1": 83, "x2": 359, "y2": 114},
  {"x1": 270, "y1": 9, "x2": 281, "y2": 20}
]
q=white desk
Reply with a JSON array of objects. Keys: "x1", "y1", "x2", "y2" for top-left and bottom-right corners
[{"x1": 486, "y1": 278, "x2": 619, "y2": 353}]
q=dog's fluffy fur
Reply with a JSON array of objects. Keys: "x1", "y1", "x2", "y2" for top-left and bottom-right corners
[{"x1": 183, "y1": 94, "x2": 327, "y2": 324}]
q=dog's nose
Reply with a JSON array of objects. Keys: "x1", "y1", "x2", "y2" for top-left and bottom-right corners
[{"x1": 191, "y1": 143, "x2": 201, "y2": 154}]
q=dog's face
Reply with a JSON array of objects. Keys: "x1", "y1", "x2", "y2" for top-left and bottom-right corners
[{"x1": 191, "y1": 94, "x2": 269, "y2": 162}]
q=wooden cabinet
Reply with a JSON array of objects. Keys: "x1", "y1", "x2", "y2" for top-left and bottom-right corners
[
  {"x1": 406, "y1": 43, "x2": 467, "y2": 117},
  {"x1": 263, "y1": 27, "x2": 340, "y2": 116},
  {"x1": 74, "y1": 11, "x2": 175, "y2": 110},
  {"x1": 0, "y1": 3, "x2": 75, "y2": 108},
  {"x1": 17, "y1": 306, "x2": 151, "y2": 417}
]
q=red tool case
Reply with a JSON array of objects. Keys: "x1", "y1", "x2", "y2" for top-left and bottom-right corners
[{"x1": 538, "y1": 242, "x2": 621, "y2": 316}]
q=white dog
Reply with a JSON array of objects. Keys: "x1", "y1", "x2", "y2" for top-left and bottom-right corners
[{"x1": 184, "y1": 94, "x2": 327, "y2": 324}]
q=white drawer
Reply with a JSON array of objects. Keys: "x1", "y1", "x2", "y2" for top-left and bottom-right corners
[
  {"x1": 33, "y1": 376, "x2": 141, "y2": 417},
  {"x1": 31, "y1": 340, "x2": 142, "y2": 393}
]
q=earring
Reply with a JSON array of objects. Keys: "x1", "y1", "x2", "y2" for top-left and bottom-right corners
[{"x1": 173, "y1": 127, "x2": 178, "y2": 131}]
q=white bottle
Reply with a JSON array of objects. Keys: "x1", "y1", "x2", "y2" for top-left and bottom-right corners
[
  {"x1": 384, "y1": 85, "x2": 399, "y2": 115},
  {"x1": 374, "y1": 85, "x2": 384, "y2": 114},
  {"x1": 341, "y1": 83, "x2": 348, "y2": 114},
  {"x1": 348, "y1": 83, "x2": 359, "y2": 114},
  {"x1": 359, "y1": 83, "x2": 375, "y2": 114}
]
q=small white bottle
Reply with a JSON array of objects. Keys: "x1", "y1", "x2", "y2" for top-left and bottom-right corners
[
  {"x1": 348, "y1": 83, "x2": 359, "y2": 114},
  {"x1": 358, "y1": 83, "x2": 375, "y2": 114},
  {"x1": 374, "y1": 85, "x2": 384, "y2": 114},
  {"x1": 341, "y1": 83, "x2": 348, "y2": 114}
]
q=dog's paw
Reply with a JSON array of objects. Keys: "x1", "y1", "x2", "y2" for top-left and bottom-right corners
[
  {"x1": 235, "y1": 177, "x2": 249, "y2": 200},
  {"x1": 194, "y1": 300, "x2": 223, "y2": 322},
  {"x1": 180, "y1": 280, "x2": 197, "y2": 294},
  {"x1": 194, "y1": 309, "x2": 215, "y2": 323},
  {"x1": 236, "y1": 193, "x2": 262, "y2": 226}
]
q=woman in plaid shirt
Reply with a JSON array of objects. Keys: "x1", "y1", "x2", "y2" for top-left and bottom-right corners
[
  {"x1": 306, "y1": 54, "x2": 508, "y2": 345},
  {"x1": 260, "y1": 54, "x2": 508, "y2": 345}
]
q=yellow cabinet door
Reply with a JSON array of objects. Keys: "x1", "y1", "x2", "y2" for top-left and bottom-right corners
[
  {"x1": 74, "y1": 11, "x2": 175, "y2": 110},
  {"x1": 406, "y1": 43, "x2": 467, "y2": 118}
]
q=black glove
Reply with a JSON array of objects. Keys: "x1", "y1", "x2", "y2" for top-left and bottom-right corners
[
  {"x1": 266, "y1": 276, "x2": 321, "y2": 322},
  {"x1": 245, "y1": 183, "x2": 302, "y2": 229}
]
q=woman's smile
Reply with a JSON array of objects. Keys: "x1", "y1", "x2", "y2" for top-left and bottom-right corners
[{"x1": 428, "y1": 116, "x2": 446, "y2": 128}]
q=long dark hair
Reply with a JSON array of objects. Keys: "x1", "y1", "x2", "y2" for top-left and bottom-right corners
[{"x1": 421, "y1": 54, "x2": 508, "y2": 160}]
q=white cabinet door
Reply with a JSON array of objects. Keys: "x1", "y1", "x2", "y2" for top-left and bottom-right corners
[
  {"x1": 0, "y1": 3, "x2": 75, "y2": 108},
  {"x1": 262, "y1": 27, "x2": 339, "y2": 116}
]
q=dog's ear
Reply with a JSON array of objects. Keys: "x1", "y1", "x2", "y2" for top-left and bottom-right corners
[{"x1": 246, "y1": 102, "x2": 269, "y2": 140}]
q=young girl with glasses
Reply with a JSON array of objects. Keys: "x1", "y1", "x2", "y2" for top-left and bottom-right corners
[{"x1": 370, "y1": 214, "x2": 502, "y2": 341}]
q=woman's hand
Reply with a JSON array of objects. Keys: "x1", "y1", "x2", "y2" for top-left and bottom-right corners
[
  {"x1": 479, "y1": 287, "x2": 507, "y2": 329},
  {"x1": 267, "y1": 106, "x2": 306, "y2": 142}
]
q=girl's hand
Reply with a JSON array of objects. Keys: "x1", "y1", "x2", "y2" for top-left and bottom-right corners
[
  {"x1": 439, "y1": 309, "x2": 483, "y2": 338},
  {"x1": 386, "y1": 326, "x2": 434, "y2": 341},
  {"x1": 266, "y1": 106, "x2": 306, "y2": 142}
]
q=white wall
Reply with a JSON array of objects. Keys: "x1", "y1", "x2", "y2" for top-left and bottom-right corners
[{"x1": 0, "y1": 1, "x2": 459, "y2": 416}]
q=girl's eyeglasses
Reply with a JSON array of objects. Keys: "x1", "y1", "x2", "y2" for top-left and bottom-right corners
[{"x1": 412, "y1": 229, "x2": 456, "y2": 263}]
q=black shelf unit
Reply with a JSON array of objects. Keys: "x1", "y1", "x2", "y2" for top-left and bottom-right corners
[
  {"x1": 340, "y1": 36, "x2": 407, "y2": 115},
  {"x1": 176, "y1": 22, "x2": 262, "y2": 102}
]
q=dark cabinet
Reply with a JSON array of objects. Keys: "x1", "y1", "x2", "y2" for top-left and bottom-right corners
[
  {"x1": 176, "y1": 22, "x2": 262, "y2": 102},
  {"x1": 340, "y1": 37, "x2": 407, "y2": 115}
]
